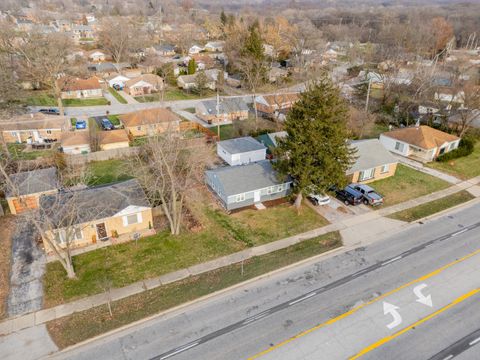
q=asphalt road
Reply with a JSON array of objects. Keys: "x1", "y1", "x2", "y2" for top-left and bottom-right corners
[{"x1": 49, "y1": 203, "x2": 480, "y2": 360}]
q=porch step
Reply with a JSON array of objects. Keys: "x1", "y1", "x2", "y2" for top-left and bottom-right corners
[{"x1": 254, "y1": 203, "x2": 266, "y2": 210}]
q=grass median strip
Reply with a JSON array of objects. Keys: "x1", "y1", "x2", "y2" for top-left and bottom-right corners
[
  {"x1": 46, "y1": 231, "x2": 341, "y2": 349},
  {"x1": 107, "y1": 87, "x2": 127, "y2": 104},
  {"x1": 387, "y1": 190, "x2": 474, "y2": 222}
]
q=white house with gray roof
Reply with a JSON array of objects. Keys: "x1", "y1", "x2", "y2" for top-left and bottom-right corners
[
  {"x1": 205, "y1": 161, "x2": 292, "y2": 211},
  {"x1": 217, "y1": 137, "x2": 267, "y2": 166}
]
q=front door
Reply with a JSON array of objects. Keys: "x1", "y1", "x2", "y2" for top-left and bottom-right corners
[
  {"x1": 254, "y1": 190, "x2": 261, "y2": 203},
  {"x1": 95, "y1": 223, "x2": 108, "y2": 240}
]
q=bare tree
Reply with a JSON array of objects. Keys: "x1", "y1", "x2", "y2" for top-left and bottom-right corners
[
  {"x1": 348, "y1": 106, "x2": 375, "y2": 139},
  {"x1": 0, "y1": 26, "x2": 77, "y2": 116},
  {"x1": 129, "y1": 128, "x2": 214, "y2": 235}
]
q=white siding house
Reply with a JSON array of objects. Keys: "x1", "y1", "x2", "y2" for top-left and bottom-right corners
[{"x1": 217, "y1": 137, "x2": 267, "y2": 166}]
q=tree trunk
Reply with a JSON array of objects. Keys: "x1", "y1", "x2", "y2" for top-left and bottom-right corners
[
  {"x1": 252, "y1": 93, "x2": 259, "y2": 130},
  {"x1": 294, "y1": 192, "x2": 303, "y2": 211}
]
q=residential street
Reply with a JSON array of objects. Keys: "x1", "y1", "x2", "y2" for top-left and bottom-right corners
[{"x1": 48, "y1": 202, "x2": 480, "y2": 360}]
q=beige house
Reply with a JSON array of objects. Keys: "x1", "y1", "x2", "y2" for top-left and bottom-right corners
[
  {"x1": 98, "y1": 129, "x2": 130, "y2": 150},
  {"x1": 120, "y1": 108, "x2": 180, "y2": 137},
  {"x1": 6, "y1": 167, "x2": 58, "y2": 215},
  {"x1": 255, "y1": 93, "x2": 300, "y2": 115},
  {"x1": 195, "y1": 98, "x2": 249, "y2": 124},
  {"x1": 61, "y1": 131, "x2": 91, "y2": 154},
  {"x1": 0, "y1": 113, "x2": 66, "y2": 143},
  {"x1": 124, "y1": 74, "x2": 164, "y2": 96},
  {"x1": 380, "y1": 126, "x2": 461, "y2": 162},
  {"x1": 57, "y1": 76, "x2": 103, "y2": 99},
  {"x1": 40, "y1": 179, "x2": 154, "y2": 253},
  {"x1": 347, "y1": 139, "x2": 398, "y2": 183}
]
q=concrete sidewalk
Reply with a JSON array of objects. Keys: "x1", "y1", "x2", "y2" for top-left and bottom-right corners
[
  {"x1": 118, "y1": 90, "x2": 138, "y2": 104},
  {"x1": 1, "y1": 176, "x2": 479, "y2": 337}
]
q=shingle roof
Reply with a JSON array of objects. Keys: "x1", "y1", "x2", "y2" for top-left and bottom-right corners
[
  {"x1": 200, "y1": 98, "x2": 249, "y2": 115},
  {"x1": 257, "y1": 93, "x2": 299, "y2": 106},
  {"x1": 382, "y1": 126, "x2": 459, "y2": 150},
  {"x1": 124, "y1": 74, "x2": 163, "y2": 89},
  {"x1": 61, "y1": 131, "x2": 90, "y2": 147},
  {"x1": 57, "y1": 76, "x2": 101, "y2": 91},
  {"x1": 7, "y1": 167, "x2": 57, "y2": 197},
  {"x1": 347, "y1": 139, "x2": 397, "y2": 175},
  {"x1": 206, "y1": 161, "x2": 288, "y2": 196},
  {"x1": 39, "y1": 179, "x2": 150, "y2": 226},
  {"x1": 120, "y1": 108, "x2": 179, "y2": 127},
  {"x1": 0, "y1": 114, "x2": 66, "y2": 131},
  {"x1": 218, "y1": 137, "x2": 266, "y2": 154},
  {"x1": 99, "y1": 129, "x2": 129, "y2": 144}
]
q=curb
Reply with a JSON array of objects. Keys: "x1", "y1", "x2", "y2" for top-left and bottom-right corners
[{"x1": 46, "y1": 245, "x2": 345, "y2": 358}]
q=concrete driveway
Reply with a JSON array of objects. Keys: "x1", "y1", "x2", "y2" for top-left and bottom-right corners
[{"x1": 309, "y1": 197, "x2": 371, "y2": 223}]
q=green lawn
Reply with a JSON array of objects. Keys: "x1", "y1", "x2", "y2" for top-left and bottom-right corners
[
  {"x1": 27, "y1": 93, "x2": 109, "y2": 107},
  {"x1": 219, "y1": 124, "x2": 235, "y2": 140},
  {"x1": 134, "y1": 89, "x2": 212, "y2": 103},
  {"x1": 387, "y1": 190, "x2": 474, "y2": 222},
  {"x1": 46, "y1": 231, "x2": 341, "y2": 349},
  {"x1": 426, "y1": 143, "x2": 480, "y2": 180},
  {"x1": 107, "y1": 87, "x2": 127, "y2": 104},
  {"x1": 368, "y1": 164, "x2": 450, "y2": 207},
  {"x1": 107, "y1": 114, "x2": 121, "y2": 126},
  {"x1": 6, "y1": 143, "x2": 53, "y2": 160},
  {"x1": 87, "y1": 160, "x2": 133, "y2": 186},
  {"x1": 43, "y1": 202, "x2": 328, "y2": 307}
]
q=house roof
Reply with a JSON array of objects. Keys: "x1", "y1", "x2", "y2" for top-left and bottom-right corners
[
  {"x1": 124, "y1": 74, "x2": 163, "y2": 89},
  {"x1": 120, "y1": 108, "x2": 179, "y2": 127},
  {"x1": 206, "y1": 160, "x2": 288, "y2": 196},
  {"x1": 7, "y1": 167, "x2": 57, "y2": 197},
  {"x1": 199, "y1": 98, "x2": 249, "y2": 115},
  {"x1": 61, "y1": 131, "x2": 90, "y2": 147},
  {"x1": 256, "y1": 93, "x2": 299, "y2": 106},
  {"x1": 39, "y1": 179, "x2": 150, "y2": 226},
  {"x1": 99, "y1": 129, "x2": 129, "y2": 145},
  {"x1": 382, "y1": 125, "x2": 460, "y2": 150},
  {"x1": 218, "y1": 137, "x2": 266, "y2": 154},
  {"x1": 154, "y1": 44, "x2": 175, "y2": 52},
  {"x1": 0, "y1": 114, "x2": 66, "y2": 131},
  {"x1": 57, "y1": 76, "x2": 101, "y2": 91},
  {"x1": 347, "y1": 139, "x2": 397, "y2": 175}
]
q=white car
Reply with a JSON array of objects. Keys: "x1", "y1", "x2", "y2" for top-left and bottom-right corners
[{"x1": 308, "y1": 193, "x2": 331, "y2": 206}]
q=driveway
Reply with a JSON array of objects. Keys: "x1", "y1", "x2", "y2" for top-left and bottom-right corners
[
  {"x1": 7, "y1": 220, "x2": 46, "y2": 317},
  {"x1": 310, "y1": 197, "x2": 371, "y2": 223}
]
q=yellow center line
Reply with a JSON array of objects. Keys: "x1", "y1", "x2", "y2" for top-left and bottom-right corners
[
  {"x1": 350, "y1": 287, "x2": 480, "y2": 359},
  {"x1": 248, "y1": 248, "x2": 480, "y2": 359}
]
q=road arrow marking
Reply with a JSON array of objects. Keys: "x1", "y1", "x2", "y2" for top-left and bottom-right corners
[
  {"x1": 414, "y1": 283, "x2": 433, "y2": 307},
  {"x1": 383, "y1": 302, "x2": 402, "y2": 329}
]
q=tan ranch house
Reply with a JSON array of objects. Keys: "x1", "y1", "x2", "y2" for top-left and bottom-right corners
[
  {"x1": 124, "y1": 74, "x2": 164, "y2": 96},
  {"x1": 255, "y1": 93, "x2": 299, "y2": 115},
  {"x1": 0, "y1": 113, "x2": 66, "y2": 143},
  {"x1": 120, "y1": 108, "x2": 180, "y2": 137},
  {"x1": 380, "y1": 125, "x2": 460, "y2": 162},
  {"x1": 6, "y1": 167, "x2": 58, "y2": 215},
  {"x1": 40, "y1": 179, "x2": 154, "y2": 253},
  {"x1": 347, "y1": 139, "x2": 398, "y2": 183},
  {"x1": 57, "y1": 76, "x2": 103, "y2": 99},
  {"x1": 195, "y1": 98, "x2": 249, "y2": 124}
]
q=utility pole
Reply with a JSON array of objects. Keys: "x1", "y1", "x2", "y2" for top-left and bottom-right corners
[
  {"x1": 365, "y1": 78, "x2": 372, "y2": 113},
  {"x1": 216, "y1": 90, "x2": 220, "y2": 139}
]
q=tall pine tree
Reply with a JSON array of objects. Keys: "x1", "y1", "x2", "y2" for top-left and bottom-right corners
[{"x1": 275, "y1": 75, "x2": 356, "y2": 209}]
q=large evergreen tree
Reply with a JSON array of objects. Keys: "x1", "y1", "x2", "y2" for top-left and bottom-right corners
[{"x1": 275, "y1": 76, "x2": 356, "y2": 209}]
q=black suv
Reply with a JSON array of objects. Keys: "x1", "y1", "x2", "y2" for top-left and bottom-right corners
[{"x1": 335, "y1": 185, "x2": 363, "y2": 206}]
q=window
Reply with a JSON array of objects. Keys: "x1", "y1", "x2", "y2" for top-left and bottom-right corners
[
  {"x1": 380, "y1": 164, "x2": 390, "y2": 174},
  {"x1": 276, "y1": 184, "x2": 284, "y2": 192},
  {"x1": 394, "y1": 142, "x2": 405, "y2": 152},
  {"x1": 54, "y1": 228, "x2": 82, "y2": 244},
  {"x1": 46, "y1": 130, "x2": 52, "y2": 134},
  {"x1": 137, "y1": 126, "x2": 142, "y2": 130},
  {"x1": 267, "y1": 186, "x2": 274, "y2": 194},
  {"x1": 10, "y1": 132, "x2": 16, "y2": 137},
  {"x1": 359, "y1": 168, "x2": 375, "y2": 181},
  {"x1": 449, "y1": 142, "x2": 458, "y2": 151},
  {"x1": 235, "y1": 193, "x2": 245, "y2": 202},
  {"x1": 124, "y1": 213, "x2": 141, "y2": 226}
]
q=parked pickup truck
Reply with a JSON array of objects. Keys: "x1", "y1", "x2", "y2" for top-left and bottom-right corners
[
  {"x1": 351, "y1": 184, "x2": 384, "y2": 206},
  {"x1": 334, "y1": 185, "x2": 363, "y2": 206}
]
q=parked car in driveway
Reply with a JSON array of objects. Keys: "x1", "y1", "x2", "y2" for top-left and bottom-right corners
[
  {"x1": 308, "y1": 193, "x2": 331, "y2": 206},
  {"x1": 75, "y1": 120, "x2": 87, "y2": 129},
  {"x1": 334, "y1": 185, "x2": 363, "y2": 206},
  {"x1": 39, "y1": 108, "x2": 60, "y2": 115},
  {"x1": 351, "y1": 184, "x2": 384, "y2": 206},
  {"x1": 100, "y1": 118, "x2": 114, "y2": 130}
]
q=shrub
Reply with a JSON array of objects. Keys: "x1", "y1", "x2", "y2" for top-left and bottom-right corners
[{"x1": 437, "y1": 136, "x2": 476, "y2": 162}]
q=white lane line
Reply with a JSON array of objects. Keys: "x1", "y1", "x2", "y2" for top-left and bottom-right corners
[
  {"x1": 289, "y1": 292, "x2": 317, "y2": 306},
  {"x1": 452, "y1": 229, "x2": 468, "y2": 237},
  {"x1": 243, "y1": 311, "x2": 271, "y2": 325},
  {"x1": 160, "y1": 342, "x2": 199, "y2": 359},
  {"x1": 381, "y1": 256, "x2": 402, "y2": 266},
  {"x1": 442, "y1": 355, "x2": 454, "y2": 360},
  {"x1": 469, "y1": 337, "x2": 480, "y2": 346}
]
